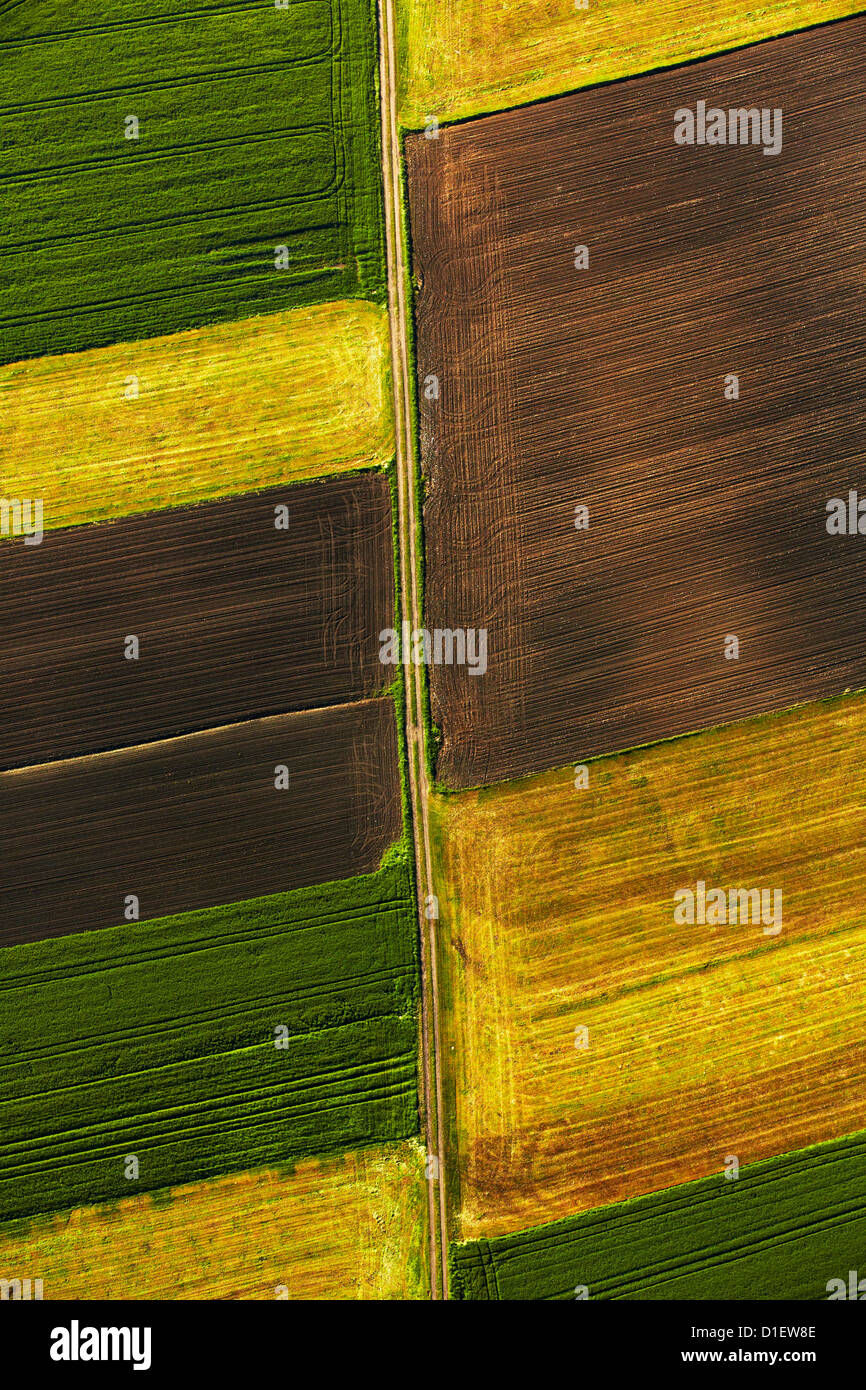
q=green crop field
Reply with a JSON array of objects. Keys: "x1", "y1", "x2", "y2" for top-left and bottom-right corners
[
  {"x1": 0, "y1": 855, "x2": 419, "y2": 1221},
  {"x1": 0, "y1": 0, "x2": 384, "y2": 363},
  {"x1": 450, "y1": 1131, "x2": 866, "y2": 1300}
]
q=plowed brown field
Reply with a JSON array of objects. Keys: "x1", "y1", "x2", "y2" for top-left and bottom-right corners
[
  {"x1": 407, "y1": 20, "x2": 866, "y2": 787},
  {"x1": 1, "y1": 476, "x2": 394, "y2": 769},
  {"x1": 1, "y1": 698, "x2": 401, "y2": 945}
]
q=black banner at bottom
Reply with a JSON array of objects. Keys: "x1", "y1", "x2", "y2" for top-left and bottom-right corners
[{"x1": 2, "y1": 1298, "x2": 860, "y2": 1378}]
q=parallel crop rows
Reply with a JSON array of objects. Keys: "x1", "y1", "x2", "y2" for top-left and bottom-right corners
[
  {"x1": 0, "y1": 0, "x2": 418, "y2": 1279},
  {"x1": 0, "y1": 860, "x2": 419, "y2": 1220},
  {"x1": 0, "y1": 0, "x2": 385, "y2": 361},
  {"x1": 451, "y1": 1131, "x2": 866, "y2": 1300}
]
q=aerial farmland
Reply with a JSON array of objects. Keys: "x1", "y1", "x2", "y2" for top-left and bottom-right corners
[
  {"x1": 2, "y1": 0, "x2": 865, "y2": 1342},
  {"x1": 1, "y1": 0, "x2": 426, "y2": 1311},
  {"x1": 429, "y1": 692, "x2": 866, "y2": 1243},
  {"x1": 1, "y1": 476, "x2": 396, "y2": 764},
  {"x1": 1, "y1": 0, "x2": 385, "y2": 360},
  {"x1": 0, "y1": 300, "x2": 394, "y2": 527},
  {"x1": 407, "y1": 19, "x2": 866, "y2": 786}
]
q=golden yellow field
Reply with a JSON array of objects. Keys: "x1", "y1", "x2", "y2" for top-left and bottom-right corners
[
  {"x1": 430, "y1": 693, "x2": 866, "y2": 1241},
  {"x1": 398, "y1": 0, "x2": 862, "y2": 127},
  {"x1": 0, "y1": 1143, "x2": 427, "y2": 1300},
  {"x1": 0, "y1": 300, "x2": 393, "y2": 531}
]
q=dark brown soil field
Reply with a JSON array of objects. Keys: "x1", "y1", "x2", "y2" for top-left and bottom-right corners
[
  {"x1": 0, "y1": 476, "x2": 394, "y2": 769},
  {"x1": 0, "y1": 698, "x2": 401, "y2": 945},
  {"x1": 406, "y1": 19, "x2": 866, "y2": 787}
]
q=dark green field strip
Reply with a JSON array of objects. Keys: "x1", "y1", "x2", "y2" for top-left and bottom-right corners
[
  {"x1": 0, "y1": 858, "x2": 420, "y2": 1220},
  {"x1": 0, "y1": 1, "x2": 271, "y2": 39},
  {"x1": 1, "y1": 6, "x2": 330, "y2": 111},
  {"x1": 0, "y1": 0, "x2": 384, "y2": 361},
  {"x1": 451, "y1": 1132, "x2": 866, "y2": 1300},
  {"x1": 0, "y1": 1024, "x2": 418, "y2": 1220},
  {"x1": 0, "y1": 871, "x2": 415, "y2": 1097}
]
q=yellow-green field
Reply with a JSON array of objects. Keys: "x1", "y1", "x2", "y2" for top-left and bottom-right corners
[
  {"x1": 430, "y1": 692, "x2": 866, "y2": 1241},
  {"x1": 398, "y1": 0, "x2": 863, "y2": 127},
  {"x1": 0, "y1": 300, "x2": 393, "y2": 531},
  {"x1": 0, "y1": 1142, "x2": 427, "y2": 1301}
]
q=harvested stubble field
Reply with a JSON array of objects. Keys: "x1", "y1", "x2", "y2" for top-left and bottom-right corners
[
  {"x1": 1, "y1": 698, "x2": 402, "y2": 944},
  {"x1": 0, "y1": 858, "x2": 419, "y2": 1221},
  {"x1": 0, "y1": 302, "x2": 393, "y2": 529},
  {"x1": 0, "y1": 0, "x2": 383, "y2": 363},
  {"x1": 450, "y1": 1131, "x2": 866, "y2": 1300},
  {"x1": 0, "y1": 1142, "x2": 428, "y2": 1300},
  {"x1": 407, "y1": 20, "x2": 866, "y2": 788},
  {"x1": 398, "y1": 0, "x2": 861, "y2": 126},
  {"x1": 1, "y1": 476, "x2": 394, "y2": 767},
  {"x1": 430, "y1": 692, "x2": 866, "y2": 1242}
]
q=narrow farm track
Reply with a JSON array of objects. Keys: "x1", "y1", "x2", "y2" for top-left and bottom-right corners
[{"x1": 377, "y1": 0, "x2": 449, "y2": 1300}]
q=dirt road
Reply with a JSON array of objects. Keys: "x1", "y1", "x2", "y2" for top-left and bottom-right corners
[{"x1": 377, "y1": 0, "x2": 450, "y2": 1300}]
